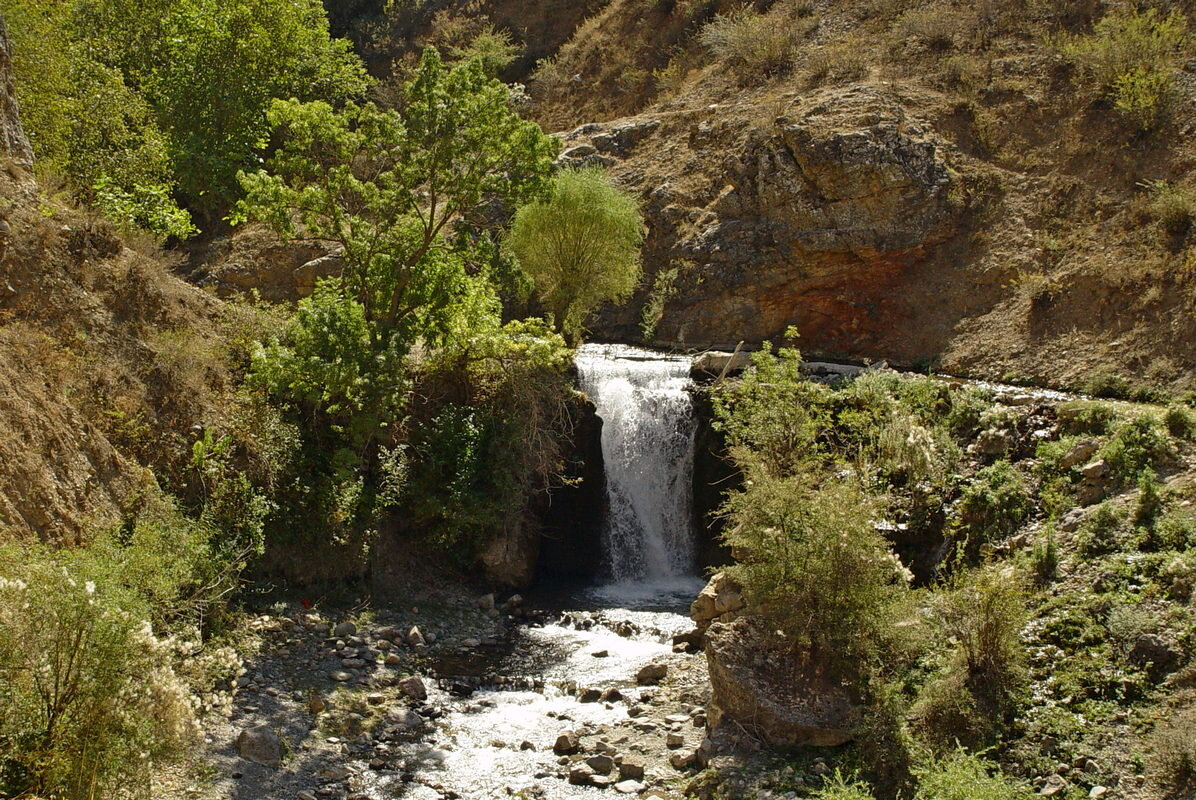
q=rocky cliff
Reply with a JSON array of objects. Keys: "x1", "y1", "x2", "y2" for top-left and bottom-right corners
[{"x1": 0, "y1": 15, "x2": 32, "y2": 169}]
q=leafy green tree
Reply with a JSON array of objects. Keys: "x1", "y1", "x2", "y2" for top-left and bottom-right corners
[
  {"x1": 506, "y1": 167, "x2": 644, "y2": 344},
  {"x1": 4, "y1": 0, "x2": 368, "y2": 231},
  {"x1": 236, "y1": 48, "x2": 557, "y2": 346}
]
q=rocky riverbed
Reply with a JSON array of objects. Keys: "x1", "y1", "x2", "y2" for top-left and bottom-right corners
[{"x1": 177, "y1": 580, "x2": 714, "y2": 800}]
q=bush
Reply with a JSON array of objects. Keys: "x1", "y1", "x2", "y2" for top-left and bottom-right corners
[
  {"x1": 952, "y1": 461, "x2": 1031, "y2": 556},
  {"x1": 699, "y1": 6, "x2": 812, "y2": 79},
  {"x1": 1077, "y1": 501, "x2": 1127, "y2": 556},
  {"x1": 915, "y1": 752, "x2": 1033, "y2": 800},
  {"x1": 893, "y1": 5, "x2": 958, "y2": 51},
  {"x1": 1099, "y1": 415, "x2": 1174, "y2": 486},
  {"x1": 1056, "y1": 401, "x2": 1115, "y2": 435},
  {"x1": 0, "y1": 544, "x2": 198, "y2": 799},
  {"x1": 720, "y1": 473, "x2": 909, "y2": 674},
  {"x1": 934, "y1": 566, "x2": 1027, "y2": 705},
  {"x1": 1031, "y1": 525, "x2": 1059, "y2": 584},
  {"x1": 1150, "y1": 707, "x2": 1196, "y2": 795},
  {"x1": 813, "y1": 772, "x2": 878, "y2": 800},
  {"x1": 1164, "y1": 403, "x2": 1196, "y2": 439},
  {"x1": 1057, "y1": 8, "x2": 1189, "y2": 130}
]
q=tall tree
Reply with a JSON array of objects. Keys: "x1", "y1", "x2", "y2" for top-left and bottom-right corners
[{"x1": 235, "y1": 48, "x2": 558, "y2": 347}]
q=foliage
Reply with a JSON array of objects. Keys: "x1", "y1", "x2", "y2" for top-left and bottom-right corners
[
  {"x1": 1099, "y1": 415, "x2": 1174, "y2": 486},
  {"x1": 639, "y1": 265, "x2": 679, "y2": 341},
  {"x1": 1031, "y1": 525, "x2": 1058, "y2": 584},
  {"x1": 914, "y1": 567, "x2": 1027, "y2": 750},
  {"x1": 1057, "y1": 8, "x2": 1189, "y2": 129},
  {"x1": 1055, "y1": 401, "x2": 1115, "y2": 435},
  {"x1": 711, "y1": 340, "x2": 832, "y2": 477},
  {"x1": 1149, "y1": 707, "x2": 1196, "y2": 795},
  {"x1": 1141, "y1": 179, "x2": 1196, "y2": 238},
  {"x1": 914, "y1": 752, "x2": 1032, "y2": 800},
  {"x1": 1164, "y1": 402, "x2": 1196, "y2": 439},
  {"x1": 5, "y1": 0, "x2": 368, "y2": 230},
  {"x1": 0, "y1": 516, "x2": 225, "y2": 800},
  {"x1": 812, "y1": 772, "x2": 879, "y2": 800},
  {"x1": 506, "y1": 166, "x2": 643, "y2": 344},
  {"x1": 237, "y1": 49, "x2": 557, "y2": 345},
  {"x1": 713, "y1": 343, "x2": 908, "y2": 674},
  {"x1": 951, "y1": 461, "x2": 1031, "y2": 556}
]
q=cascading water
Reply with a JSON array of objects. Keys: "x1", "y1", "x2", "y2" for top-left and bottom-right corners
[{"x1": 575, "y1": 343, "x2": 698, "y2": 584}]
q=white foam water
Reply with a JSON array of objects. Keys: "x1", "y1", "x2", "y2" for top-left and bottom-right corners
[{"x1": 575, "y1": 344, "x2": 698, "y2": 582}]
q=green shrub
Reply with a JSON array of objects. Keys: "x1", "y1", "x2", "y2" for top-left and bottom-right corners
[
  {"x1": 1031, "y1": 525, "x2": 1059, "y2": 584},
  {"x1": 1164, "y1": 402, "x2": 1196, "y2": 439},
  {"x1": 813, "y1": 771, "x2": 878, "y2": 800},
  {"x1": 720, "y1": 473, "x2": 909, "y2": 674},
  {"x1": 1056, "y1": 401, "x2": 1115, "y2": 435},
  {"x1": 952, "y1": 461, "x2": 1031, "y2": 555},
  {"x1": 937, "y1": 565, "x2": 1027, "y2": 700},
  {"x1": 1099, "y1": 415, "x2": 1174, "y2": 486},
  {"x1": 0, "y1": 544, "x2": 199, "y2": 800},
  {"x1": 1057, "y1": 8, "x2": 1189, "y2": 130},
  {"x1": 915, "y1": 752, "x2": 1033, "y2": 800},
  {"x1": 1081, "y1": 370, "x2": 1132, "y2": 399},
  {"x1": 1077, "y1": 501, "x2": 1127, "y2": 556},
  {"x1": 1152, "y1": 508, "x2": 1196, "y2": 553},
  {"x1": 1133, "y1": 469, "x2": 1167, "y2": 530}
]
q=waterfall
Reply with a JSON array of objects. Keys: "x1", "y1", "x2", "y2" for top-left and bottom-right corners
[{"x1": 575, "y1": 344, "x2": 697, "y2": 582}]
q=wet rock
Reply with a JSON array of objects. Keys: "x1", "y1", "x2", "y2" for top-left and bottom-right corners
[
  {"x1": 399, "y1": 676, "x2": 427, "y2": 701},
  {"x1": 554, "y1": 731, "x2": 581, "y2": 755},
  {"x1": 579, "y1": 688, "x2": 603, "y2": 703},
  {"x1": 448, "y1": 681, "x2": 474, "y2": 697},
  {"x1": 587, "y1": 755, "x2": 615, "y2": 774},
  {"x1": 636, "y1": 663, "x2": 668, "y2": 685},
  {"x1": 601, "y1": 688, "x2": 623, "y2": 703},
  {"x1": 592, "y1": 650, "x2": 610, "y2": 658},
  {"x1": 236, "y1": 725, "x2": 282, "y2": 768},
  {"x1": 520, "y1": 740, "x2": 536, "y2": 751},
  {"x1": 627, "y1": 705, "x2": 646, "y2": 717}
]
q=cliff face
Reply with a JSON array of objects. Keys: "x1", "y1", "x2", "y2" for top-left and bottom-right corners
[{"x1": 571, "y1": 85, "x2": 981, "y2": 362}]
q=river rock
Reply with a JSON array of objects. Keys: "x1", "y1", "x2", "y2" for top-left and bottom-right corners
[
  {"x1": 618, "y1": 757, "x2": 645, "y2": 780},
  {"x1": 399, "y1": 675, "x2": 427, "y2": 701},
  {"x1": 236, "y1": 725, "x2": 282, "y2": 768},
  {"x1": 669, "y1": 750, "x2": 696, "y2": 770},
  {"x1": 636, "y1": 663, "x2": 668, "y2": 685},
  {"x1": 569, "y1": 765, "x2": 595, "y2": 785},
  {"x1": 666, "y1": 732, "x2": 684, "y2": 747},
  {"x1": 329, "y1": 671, "x2": 352, "y2": 682},
  {"x1": 586, "y1": 754, "x2": 615, "y2": 774},
  {"x1": 601, "y1": 688, "x2": 623, "y2": 702},
  {"x1": 554, "y1": 731, "x2": 581, "y2": 755},
  {"x1": 579, "y1": 688, "x2": 603, "y2": 703},
  {"x1": 406, "y1": 626, "x2": 426, "y2": 647},
  {"x1": 334, "y1": 621, "x2": 357, "y2": 638},
  {"x1": 615, "y1": 780, "x2": 645, "y2": 794},
  {"x1": 385, "y1": 708, "x2": 424, "y2": 730}
]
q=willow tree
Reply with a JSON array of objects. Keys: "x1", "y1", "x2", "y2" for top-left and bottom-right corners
[{"x1": 506, "y1": 167, "x2": 643, "y2": 344}]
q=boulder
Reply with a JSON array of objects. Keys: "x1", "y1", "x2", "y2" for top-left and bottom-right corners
[
  {"x1": 333, "y1": 621, "x2": 357, "y2": 638},
  {"x1": 236, "y1": 725, "x2": 283, "y2": 768},
  {"x1": 690, "y1": 572, "x2": 745, "y2": 633},
  {"x1": 704, "y1": 618, "x2": 857, "y2": 747},
  {"x1": 568, "y1": 765, "x2": 595, "y2": 786},
  {"x1": 586, "y1": 754, "x2": 615, "y2": 774},
  {"x1": 636, "y1": 663, "x2": 668, "y2": 685},
  {"x1": 618, "y1": 757, "x2": 645, "y2": 780},
  {"x1": 1059, "y1": 439, "x2": 1099, "y2": 469},
  {"x1": 399, "y1": 675, "x2": 427, "y2": 701},
  {"x1": 553, "y1": 731, "x2": 581, "y2": 755}
]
